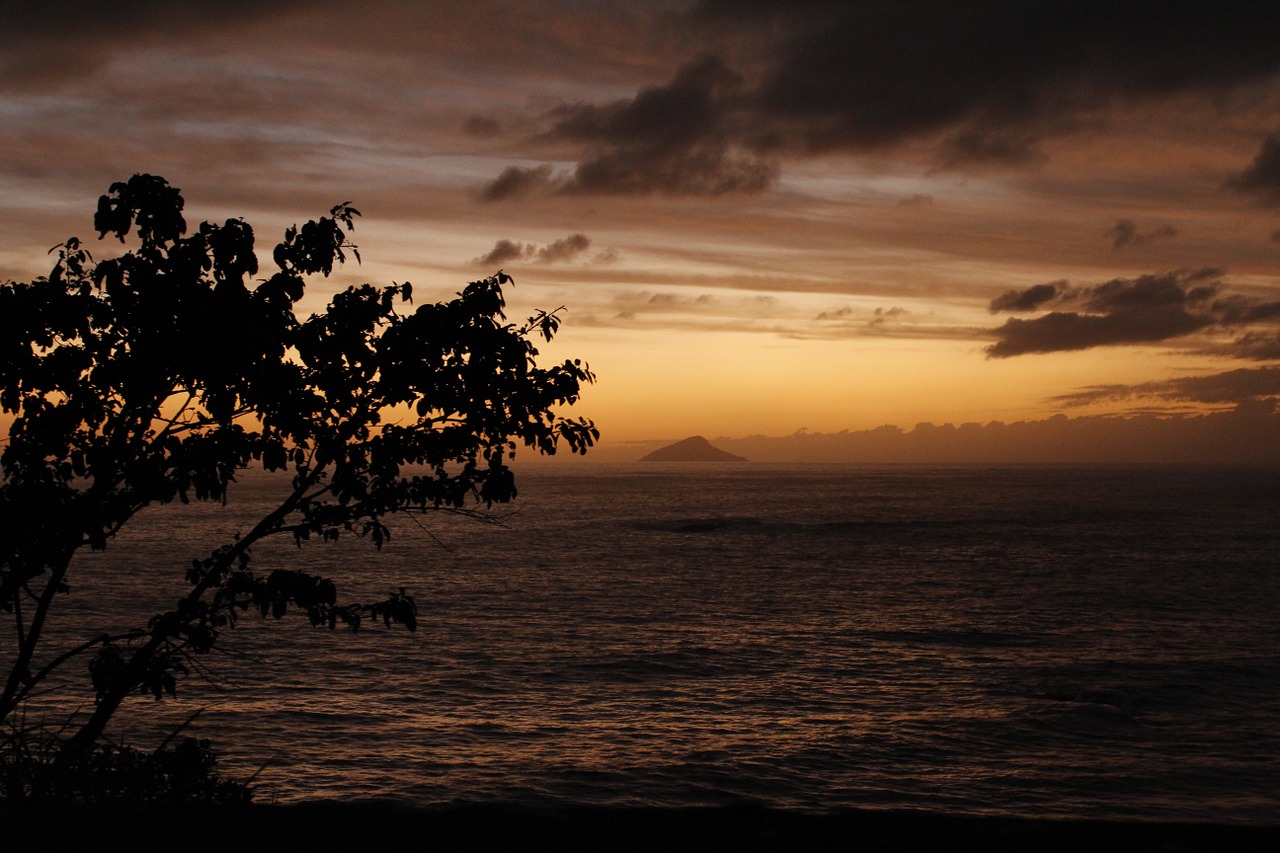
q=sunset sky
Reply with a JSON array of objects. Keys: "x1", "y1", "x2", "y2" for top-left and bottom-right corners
[{"x1": 4, "y1": 1, "x2": 1280, "y2": 456}]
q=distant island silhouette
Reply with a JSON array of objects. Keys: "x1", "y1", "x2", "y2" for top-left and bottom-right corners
[{"x1": 640, "y1": 435, "x2": 747, "y2": 462}]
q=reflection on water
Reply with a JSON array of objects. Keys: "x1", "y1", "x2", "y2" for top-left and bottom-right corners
[{"x1": 27, "y1": 464, "x2": 1280, "y2": 822}]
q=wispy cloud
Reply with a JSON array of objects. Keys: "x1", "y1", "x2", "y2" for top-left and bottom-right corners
[
  {"x1": 1106, "y1": 219, "x2": 1178, "y2": 249},
  {"x1": 811, "y1": 304, "x2": 916, "y2": 335},
  {"x1": 1051, "y1": 366, "x2": 1280, "y2": 406}
]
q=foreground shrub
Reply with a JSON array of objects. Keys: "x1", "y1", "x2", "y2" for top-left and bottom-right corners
[{"x1": 1, "y1": 722, "x2": 252, "y2": 805}]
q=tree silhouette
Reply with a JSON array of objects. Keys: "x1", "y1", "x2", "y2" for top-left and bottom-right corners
[{"x1": 0, "y1": 175, "x2": 597, "y2": 755}]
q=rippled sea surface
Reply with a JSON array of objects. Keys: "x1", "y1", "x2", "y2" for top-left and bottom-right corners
[{"x1": 30, "y1": 464, "x2": 1280, "y2": 822}]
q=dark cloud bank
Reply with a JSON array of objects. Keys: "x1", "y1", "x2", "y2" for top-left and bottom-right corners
[
  {"x1": 482, "y1": 55, "x2": 777, "y2": 200},
  {"x1": 0, "y1": 1, "x2": 328, "y2": 89},
  {"x1": 1227, "y1": 131, "x2": 1280, "y2": 203},
  {"x1": 985, "y1": 269, "x2": 1280, "y2": 358},
  {"x1": 600, "y1": 403, "x2": 1280, "y2": 465},
  {"x1": 484, "y1": 1, "x2": 1280, "y2": 199}
]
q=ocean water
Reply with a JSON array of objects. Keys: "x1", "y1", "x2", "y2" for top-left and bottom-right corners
[{"x1": 23, "y1": 464, "x2": 1280, "y2": 822}]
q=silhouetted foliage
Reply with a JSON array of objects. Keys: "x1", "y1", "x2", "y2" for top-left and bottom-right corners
[
  {"x1": 0, "y1": 175, "x2": 597, "y2": 758},
  {"x1": 1, "y1": 719, "x2": 252, "y2": 804}
]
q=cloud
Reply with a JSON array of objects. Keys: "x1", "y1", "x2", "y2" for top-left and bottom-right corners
[
  {"x1": 568, "y1": 142, "x2": 777, "y2": 196},
  {"x1": 556, "y1": 55, "x2": 778, "y2": 195},
  {"x1": 479, "y1": 165, "x2": 561, "y2": 202},
  {"x1": 536, "y1": 233, "x2": 591, "y2": 263},
  {"x1": 814, "y1": 305, "x2": 908, "y2": 326},
  {"x1": 1052, "y1": 367, "x2": 1280, "y2": 406},
  {"x1": 551, "y1": 55, "x2": 739, "y2": 150},
  {"x1": 481, "y1": 2, "x2": 1280, "y2": 195},
  {"x1": 1218, "y1": 332, "x2": 1280, "y2": 361},
  {"x1": 988, "y1": 310, "x2": 1210, "y2": 358},
  {"x1": 616, "y1": 290, "x2": 725, "y2": 312},
  {"x1": 1227, "y1": 131, "x2": 1280, "y2": 202},
  {"x1": 0, "y1": 2, "x2": 291, "y2": 38},
  {"x1": 0, "y1": 1, "x2": 327, "y2": 90},
  {"x1": 1080, "y1": 269, "x2": 1219, "y2": 313},
  {"x1": 463, "y1": 116, "x2": 501, "y2": 137},
  {"x1": 705, "y1": 2, "x2": 1280, "y2": 156},
  {"x1": 803, "y1": 304, "x2": 936, "y2": 340},
  {"x1": 474, "y1": 239, "x2": 527, "y2": 266},
  {"x1": 1208, "y1": 295, "x2": 1280, "y2": 325},
  {"x1": 472, "y1": 233, "x2": 593, "y2": 266},
  {"x1": 986, "y1": 270, "x2": 1223, "y2": 357},
  {"x1": 986, "y1": 267, "x2": 1280, "y2": 359},
  {"x1": 990, "y1": 281, "x2": 1066, "y2": 313},
  {"x1": 988, "y1": 266, "x2": 1280, "y2": 358},
  {"x1": 711, "y1": 405, "x2": 1280, "y2": 464},
  {"x1": 940, "y1": 128, "x2": 1047, "y2": 168},
  {"x1": 1107, "y1": 219, "x2": 1178, "y2": 249},
  {"x1": 579, "y1": 288, "x2": 798, "y2": 336},
  {"x1": 484, "y1": 56, "x2": 778, "y2": 199}
]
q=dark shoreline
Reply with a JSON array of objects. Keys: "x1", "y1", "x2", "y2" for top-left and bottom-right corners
[{"x1": 7, "y1": 802, "x2": 1280, "y2": 852}]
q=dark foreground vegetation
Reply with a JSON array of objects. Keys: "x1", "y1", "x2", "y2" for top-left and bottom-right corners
[
  {"x1": 1, "y1": 175, "x2": 594, "y2": 788},
  {"x1": 5, "y1": 800, "x2": 1280, "y2": 852},
  {"x1": 1, "y1": 723, "x2": 251, "y2": 804}
]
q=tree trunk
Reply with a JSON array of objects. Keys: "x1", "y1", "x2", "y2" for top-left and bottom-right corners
[
  {"x1": 65, "y1": 635, "x2": 165, "y2": 750},
  {"x1": 0, "y1": 549, "x2": 75, "y2": 727}
]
